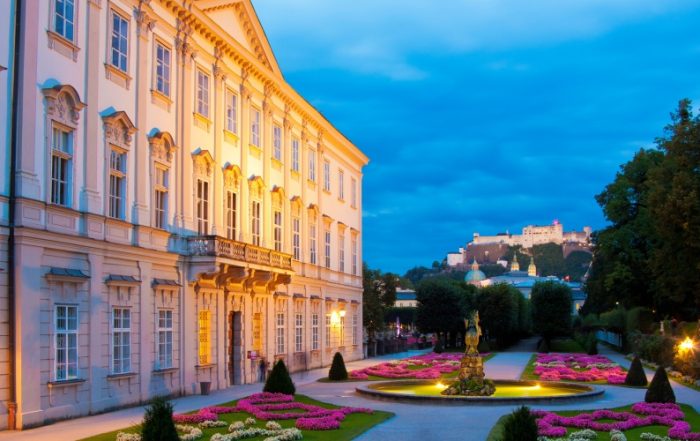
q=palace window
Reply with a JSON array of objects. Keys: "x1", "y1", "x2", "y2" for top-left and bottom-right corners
[
  {"x1": 325, "y1": 314, "x2": 331, "y2": 348},
  {"x1": 110, "y1": 10, "x2": 129, "y2": 72},
  {"x1": 291, "y1": 138, "x2": 300, "y2": 172},
  {"x1": 323, "y1": 160, "x2": 330, "y2": 192},
  {"x1": 196, "y1": 69, "x2": 210, "y2": 117},
  {"x1": 251, "y1": 108, "x2": 261, "y2": 147},
  {"x1": 339, "y1": 231, "x2": 345, "y2": 273},
  {"x1": 351, "y1": 235, "x2": 358, "y2": 275},
  {"x1": 55, "y1": 305, "x2": 78, "y2": 381},
  {"x1": 338, "y1": 169, "x2": 345, "y2": 200},
  {"x1": 292, "y1": 216, "x2": 301, "y2": 260},
  {"x1": 351, "y1": 177, "x2": 357, "y2": 208},
  {"x1": 324, "y1": 229, "x2": 331, "y2": 269},
  {"x1": 273, "y1": 210, "x2": 282, "y2": 251},
  {"x1": 353, "y1": 313, "x2": 358, "y2": 345},
  {"x1": 339, "y1": 315, "x2": 345, "y2": 347},
  {"x1": 309, "y1": 220, "x2": 317, "y2": 265},
  {"x1": 253, "y1": 313, "x2": 262, "y2": 352},
  {"x1": 226, "y1": 190, "x2": 237, "y2": 240},
  {"x1": 51, "y1": 126, "x2": 73, "y2": 206},
  {"x1": 112, "y1": 308, "x2": 131, "y2": 374},
  {"x1": 196, "y1": 178, "x2": 209, "y2": 235},
  {"x1": 198, "y1": 310, "x2": 211, "y2": 365},
  {"x1": 155, "y1": 42, "x2": 171, "y2": 97},
  {"x1": 251, "y1": 200, "x2": 261, "y2": 246},
  {"x1": 273, "y1": 125, "x2": 282, "y2": 161},
  {"x1": 157, "y1": 310, "x2": 173, "y2": 369},
  {"x1": 295, "y1": 313, "x2": 303, "y2": 353},
  {"x1": 108, "y1": 148, "x2": 126, "y2": 219},
  {"x1": 154, "y1": 166, "x2": 168, "y2": 229},
  {"x1": 276, "y1": 313, "x2": 285, "y2": 354},
  {"x1": 226, "y1": 89, "x2": 237, "y2": 134},
  {"x1": 312, "y1": 313, "x2": 319, "y2": 350},
  {"x1": 54, "y1": 0, "x2": 75, "y2": 41},
  {"x1": 308, "y1": 150, "x2": 316, "y2": 182}
]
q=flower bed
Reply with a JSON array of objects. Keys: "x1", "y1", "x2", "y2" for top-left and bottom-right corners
[
  {"x1": 533, "y1": 403, "x2": 700, "y2": 440},
  {"x1": 349, "y1": 352, "x2": 489, "y2": 380},
  {"x1": 528, "y1": 353, "x2": 627, "y2": 384}
]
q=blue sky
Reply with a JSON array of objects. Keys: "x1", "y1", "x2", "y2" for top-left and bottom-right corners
[{"x1": 252, "y1": 0, "x2": 700, "y2": 274}]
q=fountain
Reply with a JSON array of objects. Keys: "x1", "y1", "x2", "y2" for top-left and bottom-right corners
[
  {"x1": 355, "y1": 310, "x2": 604, "y2": 404},
  {"x1": 441, "y1": 311, "x2": 495, "y2": 396}
]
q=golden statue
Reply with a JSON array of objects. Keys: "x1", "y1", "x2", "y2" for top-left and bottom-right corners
[{"x1": 464, "y1": 311, "x2": 481, "y2": 356}]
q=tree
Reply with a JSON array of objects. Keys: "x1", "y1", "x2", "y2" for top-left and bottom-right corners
[
  {"x1": 501, "y1": 406, "x2": 538, "y2": 441},
  {"x1": 141, "y1": 397, "x2": 178, "y2": 441},
  {"x1": 501, "y1": 246, "x2": 529, "y2": 270},
  {"x1": 404, "y1": 266, "x2": 435, "y2": 286},
  {"x1": 532, "y1": 243, "x2": 566, "y2": 277},
  {"x1": 531, "y1": 281, "x2": 572, "y2": 345},
  {"x1": 416, "y1": 278, "x2": 465, "y2": 341},
  {"x1": 328, "y1": 352, "x2": 348, "y2": 381},
  {"x1": 564, "y1": 251, "x2": 592, "y2": 282},
  {"x1": 264, "y1": 359, "x2": 295, "y2": 395},
  {"x1": 647, "y1": 99, "x2": 700, "y2": 318},
  {"x1": 477, "y1": 284, "x2": 522, "y2": 348},
  {"x1": 645, "y1": 366, "x2": 675, "y2": 403},
  {"x1": 363, "y1": 263, "x2": 385, "y2": 341}
]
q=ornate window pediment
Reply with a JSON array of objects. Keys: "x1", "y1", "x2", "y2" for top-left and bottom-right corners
[
  {"x1": 223, "y1": 163, "x2": 242, "y2": 188},
  {"x1": 102, "y1": 111, "x2": 137, "y2": 149},
  {"x1": 192, "y1": 149, "x2": 215, "y2": 177},
  {"x1": 307, "y1": 203, "x2": 319, "y2": 217},
  {"x1": 248, "y1": 175, "x2": 265, "y2": 200},
  {"x1": 149, "y1": 131, "x2": 177, "y2": 164},
  {"x1": 271, "y1": 186, "x2": 285, "y2": 209},
  {"x1": 290, "y1": 195, "x2": 302, "y2": 216},
  {"x1": 43, "y1": 84, "x2": 86, "y2": 129}
]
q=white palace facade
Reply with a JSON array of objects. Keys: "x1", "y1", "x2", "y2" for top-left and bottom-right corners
[{"x1": 0, "y1": 0, "x2": 368, "y2": 429}]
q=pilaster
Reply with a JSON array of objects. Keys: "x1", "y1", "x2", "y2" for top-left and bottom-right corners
[
  {"x1": 239, "y1": 71, "x2": 251, "y2": 243},
  {"x1": 82, "y1": 0, "x2": 103, "y2": 213},
  {"x1": 88, "y1": 252, "x2": 104, "y2": 411},
  {"x1": 282, "y1": 110, "x2": 292, "y2": 254},
  {"x1": 212, "y1": 52, "x2": 225, "y2": 236},
  {"x1": 262, "y1": 86, "x2": 273, "y2": 249}
]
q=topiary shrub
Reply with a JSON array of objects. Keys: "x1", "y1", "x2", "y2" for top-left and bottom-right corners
[
  {"x1": 645, "y1": 366, "x2": 675, "y2": 403},
  {"x1": 537, "y1": 338, "x2": 550, "y2": 353},
  {"x1": 141, "y1": 396, "x2": 178, "y2": 441},
  {"x1": 433, "y1": 337, "x2": 444, "y2": 354},
  {"x1": 264, "y1": 359, "x2": 296, "y2": 395},
  {"x1": 328, "y1": 352, "x2": 348, "y2": 381},
  {"x1": 625, "y1": 356, "x2": 648, "y2": 386},
  {"x1": 501, "y1": 406, "x2": 538, "y2": 441},
  {"x1": 587, "y1": 336, "x2": 598, "y2": 355}
]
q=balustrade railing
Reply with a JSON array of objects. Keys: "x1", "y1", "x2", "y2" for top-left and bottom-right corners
[{"x1": 188, "y1": 236, "x2": 293, "y2": 270}]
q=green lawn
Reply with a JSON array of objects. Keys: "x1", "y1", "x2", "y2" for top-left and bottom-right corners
[
  {"x1": 549, "y1": 339, "x2": 586, "y2": 353},
  {"x1": 487, "y1": 403, "x2": 700, "y2": 440},
  {"x1": 78, "y1": 395, "x2": 393, "y2": 441}
]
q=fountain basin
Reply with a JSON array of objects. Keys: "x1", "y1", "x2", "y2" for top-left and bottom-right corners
[{"x1": 356, "y1": 379, "x2": 603, "y2": 405}]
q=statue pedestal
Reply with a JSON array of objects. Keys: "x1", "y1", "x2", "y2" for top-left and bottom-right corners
[{"x1": 442, "y1": 353, "x2": 495, "y2": 396}]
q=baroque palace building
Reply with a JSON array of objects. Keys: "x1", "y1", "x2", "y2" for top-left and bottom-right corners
[{"x1": 0, "y1": 0, "x2": 368, "y2": 429}]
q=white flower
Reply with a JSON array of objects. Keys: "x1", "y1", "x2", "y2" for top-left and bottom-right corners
[
  {"x1": 245, "y1": 417, "x2": 257, "y2": 426},
  {"x1": 265, "y1": 421, "x2": 282, "y2": 430},
  {"x1": 116, "y1": 432, "x2": 142, "y2": 441}
]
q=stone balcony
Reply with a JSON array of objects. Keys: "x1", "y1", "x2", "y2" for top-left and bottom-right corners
[{"x1": 186, "y1": 236, "x2": 293, "y2": 292}]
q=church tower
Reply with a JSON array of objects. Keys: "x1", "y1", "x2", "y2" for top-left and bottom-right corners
[
  {"x1": 528, "y1": 256, "x2": 537, "y2": 277},
  {"x1": 510, "y1": 251, "x2": 520, "y2": 271}
]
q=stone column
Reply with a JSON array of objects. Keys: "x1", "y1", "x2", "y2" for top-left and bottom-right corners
[
  {"x1": 175, "y1": 26, "x2": 195, "y2": 234},
  {"x1": 282, "y1": 110, "x2": 292, "y2": 253},
  {"x1": 132, "y1": 8, "x2": 154, "y2": 226},
  {"x1": 239, "y1": 72, "x2": 251, "y2": 243},
  {"x1": 88, "y1": 252, "x2": 104, "y2": 411},
  {"x1": 216, "y1": 289, "x2": 226, "y2": 390},
  {"x1": 211, "y1": 53, "x2": 225, "y2": 237},
  {"x1": 138, "y1": 261, "x2": 153, "y2": 401},
  {"x1": 82, "y1": 0, "x2": 103, "y2": 213},
  {"x1": 262, "y1": 87, "x2": 273, "y2": 249}
]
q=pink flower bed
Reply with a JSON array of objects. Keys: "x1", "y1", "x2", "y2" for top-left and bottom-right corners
[
  {"x1": 532, "y1": 353, "x2": 627, "y2": 384},
  {"x1": 173, "y1": 392, "x2": 373, "y2": 431},
  {"x1": 350, "y1": 352, "x2": 488, "y2": 380},
  {"x1": 533, "y1": 403, "x2": 700, "y2": 440}
]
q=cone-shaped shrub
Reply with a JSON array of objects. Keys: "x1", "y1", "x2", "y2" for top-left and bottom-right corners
[
  {"x1": 433, "y1": 338, "x2": 444, "y2": 354},
  {"x1": 141, "y1": 396, "x2": 178, "y2": 441},
  {"x1": 537, "y1": 339, "x2": 550, "y2": 353},
  {"x1": 587, "y1": 337, "x2": 598, "y2": 355},
  {"x1": 645, "y1": 366, "x2": 675, "y2": 403},
  {"x1": 264, "y1": 359, "x2": 296, "y2": 395},
  {"x1": 625, "y1": 356, "x2": 648, "y2": 386},
  {"x1": 501, "y1": 406, "x2": 538, "y2": 441},
  {"x1": 328, "y1": 352, "x2": 348, "y2": 381}
]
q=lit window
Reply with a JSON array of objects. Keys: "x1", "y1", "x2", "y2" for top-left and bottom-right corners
[
  {"x1": 292, "y1": 216, "x2": 301, "y2": 260},
  {"x1": 325, "y1": 229, "x2": 331, "y2": 269},
  {"x1": 352, "y1": 313, "x2": 358, "y2": 345},
  {"x1": 155, "y1": 43, "x2": 171, "y2": 97},
  {"x1": 273, "y1": 125, "x2": 282, "y2": 161},
  {"x1": 274, "y1": 210, "x2": 282, "y2": 251},
  {"x1": 54, "y1": 0, "x2": 75, "y2": 41},
  {"x1": 196, "y1": 70, "x2": 210, "y2": 117},
  {"x1": 339, "y1": 231, "x2": 345, "y2": 273},
  {"x1": 251, "y1": 108, "x2": 261, "y2": 147},
  {"x1": 157, "y1": 310, "x2": 173, "y2": 369},
  {"x1": 110, "y1": 11, "x2": 129, "y2": 72},
  {"x1": 352, "y1": 235, "x2": 358, "y2": 276},
  {"x1": 325, "y1": 314, "x2": 331, "y2": 348},
  {"x1": 312, "y1": 313, "x2": 319, "y2": 350},
  {"x1": 112, "y1": 308, "x2": 131, "y2": 374},
  {"x1": 51, "y1": 126, "x2": 72, "y2": 206},
  {"x1": 308, "y1": 150, "x2": 316, "y2": 182},
  {"x1": 291, "y1": 138, "x2": 300, "y2": 172},
  {"x1": 108, "y1": 148, "x2": 126, "y2": 219},
  {"x1": 309, "y1": 219, "x2": 317, "y2": 265},
  {"x1": 251, "y1": 200, "x2": 261, "y2": 246},
  {"x1": 154, "y1": 166, "x2": 168, "y2": 229},
  {"x1": 338, "y1": 169, "x2": 344, "y2": 200},
  {"x1": 295, "y1": 313, "x2": 303, "y2": 352},
  {"x1": 323, "y1": 160, "x2": 330, "y2": 192},
  {"x1": 226, "y1": 190, "x2": 237, "y2": 240},
  {"x1": 253, "y1": 313, "x2": 262, "y2": 352},
  {"x1": 196, "y1": 179, "x2": 209, "y2": 235},
  {"x1": 55, "y1": 305, "x2": 78, "y2": 381},
  {"x1": 276, "y1": 312, "x2": 285, "y2": 354},
  {"x1": 198, "y1": 310, "x2": 211, "y2": 365},
  {"x1": 226, "y1": 89, "x2": 237, "y2": 134},
  {"x1": 339, "y1": 315, "x2": 345, "y2": 347}
]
